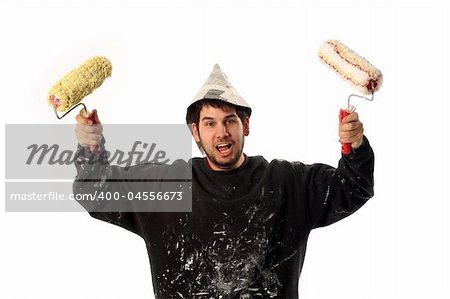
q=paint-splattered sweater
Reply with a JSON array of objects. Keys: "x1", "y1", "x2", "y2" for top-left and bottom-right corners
[{"x1": 73, "y1": 136, "x2": 374, "y2": 299}]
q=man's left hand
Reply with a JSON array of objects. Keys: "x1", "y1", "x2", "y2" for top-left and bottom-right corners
[{"x1": 339, "y1": 111, "x2": 364, "y2": 149}]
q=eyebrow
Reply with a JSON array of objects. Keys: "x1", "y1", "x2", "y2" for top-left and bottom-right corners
[{"x1": 200, "y1": 114, "x2": 238, "y2": 122}]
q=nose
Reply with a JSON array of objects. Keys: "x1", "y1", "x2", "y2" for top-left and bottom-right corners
[{"x1": 216, "y1": 122, "x2": 230, "y2": 138}]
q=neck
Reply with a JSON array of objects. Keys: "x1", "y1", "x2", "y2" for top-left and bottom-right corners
[{"x1": 206, "y1": 154, "x2": 246, "y2": 171}]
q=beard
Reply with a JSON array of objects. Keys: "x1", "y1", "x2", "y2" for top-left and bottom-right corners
[{"x1": 200, "y1": 137, "x2": 245, "y2": 170}]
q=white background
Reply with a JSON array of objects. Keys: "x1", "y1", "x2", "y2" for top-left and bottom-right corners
[{"x1": 1, "y1": 0, "x2": 449, "y2": 298}]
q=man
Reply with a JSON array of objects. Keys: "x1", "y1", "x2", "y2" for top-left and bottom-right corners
[{"x1": 74, "y1": 64, "x2": 374, "y2": 299}]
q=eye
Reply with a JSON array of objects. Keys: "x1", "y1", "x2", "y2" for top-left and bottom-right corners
[
  {"x1": 205, "y1": 121, "x2": 214, "y2": 127},
  {"x1": 226, "y1": 119, "x2": 236, "y2": 124}
]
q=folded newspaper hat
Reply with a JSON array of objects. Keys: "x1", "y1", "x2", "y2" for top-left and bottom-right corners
[
  {"x1": 187, "y1": 64, "x2": 252, "y2": 116},
  {"x1": 187, "y1": 64, "x2": 251, "y2": 154}
]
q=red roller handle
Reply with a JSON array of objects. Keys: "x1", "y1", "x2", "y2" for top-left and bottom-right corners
[{"x1": 340, "y1": 109, "x2": 351, "y2": 155}]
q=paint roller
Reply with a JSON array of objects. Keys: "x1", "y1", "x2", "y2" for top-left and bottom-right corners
[
  {"x1": 47, "y1": 56, "x2": 112, "y2": 151},
  {"x1": 318, "y1": 39, "x2": 382, "y2": 154}
]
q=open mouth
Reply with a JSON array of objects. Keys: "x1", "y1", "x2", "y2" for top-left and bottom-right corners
[{"x1": 216, "y1": 143, "x2": 232, "y2": 155}]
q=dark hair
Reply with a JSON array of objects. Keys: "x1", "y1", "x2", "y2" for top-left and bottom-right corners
[{"x1": 186, "y1": 99, "x2": 251, "y2": 127}]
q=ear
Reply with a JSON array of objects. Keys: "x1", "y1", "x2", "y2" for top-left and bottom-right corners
[
  {"x1": 243, "y1": 116, "x2": 250, "y2": 136},
  {"x1": 191, "y1": 123, "x2": 201, "y2": 142}
]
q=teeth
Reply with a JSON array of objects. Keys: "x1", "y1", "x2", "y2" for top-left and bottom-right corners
[
  {"x1": 216, "y1": 143, "x2": 231, "y2": 153},
  {"x1": 216, "y1": 143, "x2": 230, "y2": 148}
]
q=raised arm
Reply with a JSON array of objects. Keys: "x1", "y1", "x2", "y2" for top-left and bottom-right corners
[
  {"x1": 73, "y1": 109, "x2": 150, "y2": 237},
  {"x1": 299, "y1": 111, "x2": 375, "y2": 229}
]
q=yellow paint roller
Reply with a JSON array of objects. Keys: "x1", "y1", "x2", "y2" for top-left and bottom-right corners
[
  {"x1": 48, "y1": 56, "x2": 112, "y2": 152},
  {"x1": 48, "y1": 56, "x2": 112, "y2": 120}
]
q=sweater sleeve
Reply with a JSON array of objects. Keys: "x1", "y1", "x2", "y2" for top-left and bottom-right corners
[
  {"x1": 296, "y1": 136, "x2": 375, "y2": 229},
  {"x1": 72, "y1": 137, "x2": 152, "y2": 238}
]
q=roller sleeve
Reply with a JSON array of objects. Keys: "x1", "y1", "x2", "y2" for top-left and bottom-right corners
[{"x1": 48, "y1": 56, "x2": 112, "y2": 112}]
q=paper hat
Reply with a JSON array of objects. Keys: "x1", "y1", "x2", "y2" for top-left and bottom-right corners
[
  {"x1": 187, "y1": 64, "x2": 252, "y2": 117},
  {"x1": 186, "y1": 64, "x2": 252, "y2": 154}
]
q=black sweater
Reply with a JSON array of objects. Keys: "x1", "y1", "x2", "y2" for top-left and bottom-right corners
[{"x1": 73, "y1": 136, "x2": 374, "y2": 299}]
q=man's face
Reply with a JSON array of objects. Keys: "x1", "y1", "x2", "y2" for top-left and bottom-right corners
[{"x1": 192, "y1": 105, "x2": 249, "y2": 171}]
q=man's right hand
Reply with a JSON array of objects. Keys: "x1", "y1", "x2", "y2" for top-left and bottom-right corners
[{"x1": 75, "y1": 109, "x2": 103, "y2": 148}]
